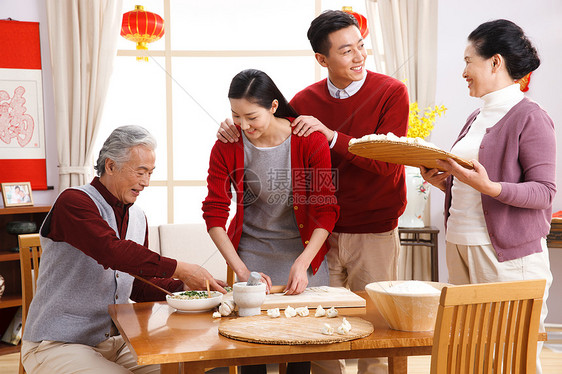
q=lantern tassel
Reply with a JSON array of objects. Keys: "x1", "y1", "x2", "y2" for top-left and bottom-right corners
[{"x1": 136, "y1": 41, "x2": 149, "y2": 62}]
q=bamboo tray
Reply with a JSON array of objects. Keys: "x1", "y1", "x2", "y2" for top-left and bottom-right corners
[
  {"x1": 348, "y1": 139, "x2": 473, "y2": 172},
  {"x1": 219, "y1": 314, "x2": 373, "y2": 345}
]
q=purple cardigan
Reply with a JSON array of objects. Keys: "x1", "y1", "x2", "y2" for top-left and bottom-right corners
[{"x1": 445, "y1": 97, "x2": 556, "y2": 261}]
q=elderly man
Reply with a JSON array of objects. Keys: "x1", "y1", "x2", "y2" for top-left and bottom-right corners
[{"x1": 21, "y1": 125, "x2": 227, "y2": 373}]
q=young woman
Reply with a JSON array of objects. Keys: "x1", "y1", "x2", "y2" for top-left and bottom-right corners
[
  {"x1": 202, "y1": 69, "x2": 339, "y2": 296},
  {"x1": 421, "y1": 19, "x2": 555, "y2": 373}
]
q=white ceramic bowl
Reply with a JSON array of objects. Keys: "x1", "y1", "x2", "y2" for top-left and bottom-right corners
[
  {"x1": 365, "y1": 280, "x2": 449, "y2": 332},
  {"x1": 166, "y1": 290, "x2": 223, "y2": 312}
]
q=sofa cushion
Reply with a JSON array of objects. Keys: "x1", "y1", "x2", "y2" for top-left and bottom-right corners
[
  {"x1": 148, "y1": 225, "x2": 160, "y2": 254},
  {"x1": 158, "y1": 223, "x2": 227, "y2": 282}
]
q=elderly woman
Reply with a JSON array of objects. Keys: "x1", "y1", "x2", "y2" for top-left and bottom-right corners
[{"x1": 421, "y1": 19, "x2": 555, "y2": 373}]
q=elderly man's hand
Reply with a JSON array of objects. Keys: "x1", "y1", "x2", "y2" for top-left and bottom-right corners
[{"x1": 174, "y1": 261, "x2": 228, "y2": 293}]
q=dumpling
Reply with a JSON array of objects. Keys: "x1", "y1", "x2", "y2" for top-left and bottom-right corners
[
  {"x1": 326, "y1": 306, "x2": 338, "y2": 318},
  {"x1": 341, "y1": 317, "x2": 351, "y2": 331},
  {"x1": 314, "y1": 305, "x2": 326, "y2": 317},
  {"x1": 267, "y1": 308, "x2": 281, "y2": 318},
  {"x1": 295, "y1": 306, "x2": 309, "y2": 317},
  {"x1": 337, "y1": 317, "x2": 351, "y2": 334},
  {"x1": 284, "y1": 305, "x2": 297, "y2": 318},
  {"x1": 321, "y1": 323, "x2": 334, "y2": 335}
]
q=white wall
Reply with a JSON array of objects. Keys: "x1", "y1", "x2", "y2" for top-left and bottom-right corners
[
  {"x1": 433, "y1": 0, "x2": 562, "y2": 323},
  {"x1": 0, "y1": 0, "x2": 59, "y2": 205}
]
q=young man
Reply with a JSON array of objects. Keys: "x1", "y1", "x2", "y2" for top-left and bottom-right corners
[
  {"x1": 21, "y1": 125, "x2": 227, "y2": 374},
  {"x1": 218, "y1": 11, "x2": 409, "y2": 374}
]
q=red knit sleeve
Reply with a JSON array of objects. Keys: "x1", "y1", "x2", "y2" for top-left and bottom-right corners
[
  {"x1": 46, "y1": 189, "x2": 177, "y2": 278},
  {"x1": 130, "y1": 277, "x2": 183, "y2": 302},
  {"x1": 202, "y1": 140, "x2": 236, "y2": 231},
  {"x1": 300, "y1": 132, "x2": 339, "y2": 231}
]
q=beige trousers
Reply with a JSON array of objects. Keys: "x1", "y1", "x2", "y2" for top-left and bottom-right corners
[
  {"x1": 446, "y1": 239, "x2": 552, "y2": 374},
  {"x1": 21, "y1": 337, "x2": 160, "y2": 374},
  {"x1": 312, "y1": 229, "x2": 401, "y2": 374}
]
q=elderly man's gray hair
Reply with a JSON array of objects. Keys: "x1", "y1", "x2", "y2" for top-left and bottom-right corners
[{"x1": 94, "y1": 125, "x2": 157, "y2": 176}]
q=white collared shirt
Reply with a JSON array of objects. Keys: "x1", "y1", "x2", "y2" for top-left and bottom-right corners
[
  {"x1": 327, "y1": 75, "x2": 366, "y2": 99},
  {"x1": 326, "y1": 74, "x2": 367, "y2": 148}
]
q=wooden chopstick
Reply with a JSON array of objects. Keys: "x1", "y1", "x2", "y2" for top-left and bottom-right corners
[
  {"x1": 205, "y1": 279, "x2": 211, "y2": 298},
  {"x1": 133, "y1": 274, "x2": 174, "y2": 297}
]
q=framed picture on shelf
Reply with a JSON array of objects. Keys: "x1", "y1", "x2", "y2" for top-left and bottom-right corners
[{"x1": 1, "y1": 182, "x2": 34, "y2": 207}]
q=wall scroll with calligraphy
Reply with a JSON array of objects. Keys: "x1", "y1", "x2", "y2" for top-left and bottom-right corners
[{"x1": 0, "y1": 20, "x2": 47, "y2": 190}]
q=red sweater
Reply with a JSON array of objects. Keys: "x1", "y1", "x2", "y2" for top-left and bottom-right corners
[
  {"x1": 202, "y1": 130, "x2": 339, "y2": 274},
  {"x1": 45, "y1": 177, "x2": 183, "y2": 301},
  {"x1": 290, "y1": 71, "x2": 409, "y2": 233}
]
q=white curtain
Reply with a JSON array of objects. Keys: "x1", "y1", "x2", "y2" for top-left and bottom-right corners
[
  {"x1": 365, "y1": 0, "x2": 438, "y2": 280},
  {"x1": 365, "y1": 0, "x2": 438, "y2": 107},
  {"x1": 46, "y1": 0, "x2": 123, "y2": 190}
]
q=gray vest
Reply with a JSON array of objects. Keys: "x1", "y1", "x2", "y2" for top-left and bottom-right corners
[{"x1": 23, "y1": 184, "x2": 146, "y2": 346}]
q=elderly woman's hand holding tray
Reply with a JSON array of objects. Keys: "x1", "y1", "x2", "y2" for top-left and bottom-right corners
[{"x1": 348, "y1": 133, "x2": 473, "y2": 172}]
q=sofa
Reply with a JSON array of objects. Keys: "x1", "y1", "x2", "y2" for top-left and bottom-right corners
[{"x1": 148, "y1": 223, "x2": 229, "y2": 283}]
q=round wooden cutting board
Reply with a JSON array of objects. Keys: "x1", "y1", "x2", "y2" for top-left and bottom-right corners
[{"x1": 219, "y1": 314, "x2": 373, "y2": 345}]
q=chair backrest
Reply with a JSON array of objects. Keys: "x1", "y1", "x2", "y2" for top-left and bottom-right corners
[
  {"x1": 18, "y1": 233, "x2": 42, "y2": 333},
  {"x1": 157, "y1": 223, "x2": 228, "y2": 282},
  {"x1": 430, "y1": 279, "x2": 545, "y2": 374}
]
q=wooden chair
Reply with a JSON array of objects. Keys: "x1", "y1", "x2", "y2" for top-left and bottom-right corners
[
  {"x1": 18, "y1": 233, "x2": 42, "y2": 374},
  {"x1": 430, "y1": 279, "x2": 546, "y2": 374}
]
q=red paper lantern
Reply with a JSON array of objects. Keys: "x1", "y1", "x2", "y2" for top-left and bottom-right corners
[
  {"x1": 121, "y1": 5, "x2": 165, "y2": 61},
  {"x1": 342, "y1": 6, "x2": 369, "y2": 39}
]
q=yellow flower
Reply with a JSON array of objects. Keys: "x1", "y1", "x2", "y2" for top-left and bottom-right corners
[{"x1": 407, "y1": 103, "x2": 447, "y2": 139}]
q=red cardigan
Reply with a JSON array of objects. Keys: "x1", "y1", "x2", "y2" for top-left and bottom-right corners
[
  {"x1": 290, "y1": 71, "x2": 409, "y2": 233},
  {"x1": 202, "y1": 130, "x2": 339, "y2": 274}
]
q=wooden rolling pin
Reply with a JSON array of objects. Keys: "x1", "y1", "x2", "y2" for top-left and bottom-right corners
[{"x1": 269, "y1": 285, "x2": 287, "y2": 294}]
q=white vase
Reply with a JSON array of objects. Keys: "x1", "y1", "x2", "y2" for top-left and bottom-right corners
[{"x1": 399, "y1": 166, "x2": 430, "y2": 228}]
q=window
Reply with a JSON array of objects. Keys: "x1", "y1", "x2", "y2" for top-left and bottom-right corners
[{"x1": 98, "y1": 0, "x2": 375, "y2": 225}]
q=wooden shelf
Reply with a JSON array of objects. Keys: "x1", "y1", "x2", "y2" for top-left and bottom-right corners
[
  {"x1": 0, "y1": 204, "x2": 51, "y2": 356},
  {"x1": 548, "y1": 220, "x2": 562, "y2": 248},
  {"x1": 0, "y1": 205, "x2": 51, "y2": 216},
  {"x1": 0, "y1": 342, "x2": 20, "y2": 355},
  {"x1": 0, "y1": 251, "x2": 19, "y2": 262},
  {"x1": 0, "y1": 295, "x2": 22, "y2": 309}
]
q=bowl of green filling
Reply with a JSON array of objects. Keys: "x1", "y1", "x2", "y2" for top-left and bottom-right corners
[{"x1": 166, "y1": 290, "x2": 223, "y2": 312}]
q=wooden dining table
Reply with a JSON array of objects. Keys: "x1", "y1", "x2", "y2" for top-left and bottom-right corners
[{"x1": 108, "y1": 291, "x2": 442, "y2": 374}]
